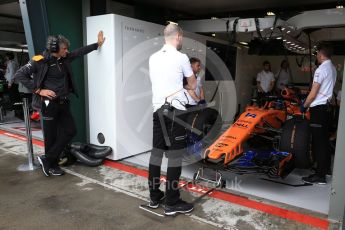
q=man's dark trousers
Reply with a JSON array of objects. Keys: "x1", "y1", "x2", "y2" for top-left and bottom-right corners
[
  {"x1": 41, "y1": 99, "x2": 76, "y2": 168},
  {"x1": 310, "y1": 104, "x2": 331, "y2": 177},
  {"x1": 149, "y1": 108, "x2": 187, "y2": 206}
]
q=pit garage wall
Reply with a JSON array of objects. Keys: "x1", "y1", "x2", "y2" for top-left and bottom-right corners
[
  {"x1": 45, "y1": 0, "x2": 86, "y2": 142},
  {"x1": 19, "y1": 0, "x2": 87, "y2": 142},
  {"x1": 234, "y1": 48, "x2": 344, "y2": 111},
  {"x1": 329, "y1": 58, "x2": 345, "y2": 222}
]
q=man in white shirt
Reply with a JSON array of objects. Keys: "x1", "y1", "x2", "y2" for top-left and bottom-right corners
[
  {"x1": 301, "y1": 44, "x2": 336, "y2": 185},
  {"x1": 4, "y1": 52, "x2": 19, "y2": 108},
  {"x1": 185, "y1": 57, "x2": 205, "y2": 107},
  {"x1": 148, "y1": 24, "x2": 196, "y2": 215},
  {"x1": 4, "y1": 52, "x2": 18, "y2": 88},
  {"x1": 256, "y1": 61, "x2": 275, "y2": 104},
  {"x1": 275, "y1": 60, "x2": 292, "y2": 93}
]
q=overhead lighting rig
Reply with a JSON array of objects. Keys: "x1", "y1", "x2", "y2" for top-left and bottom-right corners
[{"x1": 260, "y1": 24, "x2": 312, "y2": 54}]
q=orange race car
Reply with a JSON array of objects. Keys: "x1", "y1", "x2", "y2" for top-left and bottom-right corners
[{"x1": 188, "y1": 86, "x2": 312, "y2": 184}]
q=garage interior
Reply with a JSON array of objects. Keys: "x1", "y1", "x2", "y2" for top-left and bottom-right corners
[{"x1": 0, "y1": 0, "x2": 345, "y2": 228}]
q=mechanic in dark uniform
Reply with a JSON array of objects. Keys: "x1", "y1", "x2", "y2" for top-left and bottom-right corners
[
  {"x1": 15, "y1": 31, "x2": 105, "y2": 177},
  {"x1": 148, "y1": 24, "x2": 196, "y2": 215},
  {"x1": 301, "y1": 43, "x2": 336, "y2": 184}
]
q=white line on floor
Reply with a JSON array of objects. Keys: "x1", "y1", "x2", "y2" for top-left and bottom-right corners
[
  {"x1": 64, "y1": 168, "x2": 229, "y2": 229},
  {"x1": 64, "y1": 168, "x2": 149, "y2": 201},
  {"x1": 0, "y1": 146, "x2": 27, "y2": 156}
]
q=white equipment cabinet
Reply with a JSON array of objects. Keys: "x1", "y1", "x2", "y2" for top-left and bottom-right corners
[{"x1": 86, "y1": 14, "x2": 209, "y2": 160}]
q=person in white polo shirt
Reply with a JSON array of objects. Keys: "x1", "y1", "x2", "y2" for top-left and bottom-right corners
[
  {"x1": 275, "y1": 59, "x2": 293, "y2": 94},
  {"x1": 148, "y1": 23, "x2": 196, "y2": 215},
  {"x1": 301, "y1": 43, "x2": 336, "y2": 185},
  {"x1": 184, "y1": 57, "x2": 205, "y2": 107},
  {"x1": 256, "y1": 61, "x2": 275, "y2": 104}
]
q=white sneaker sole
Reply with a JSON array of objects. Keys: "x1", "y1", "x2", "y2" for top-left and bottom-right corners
[
  {"x1": 50, "y1": 171, "x2": 64, "y2": 176},
  {"x1": 147, "y1": 203, "x2": 159, "y2": 209},
  {"x1": 302, "y1": 179, "x2": 326, "y2": 185},
  {"x1": 164, "y1": 207, "x2": 194, "y2": 216}
]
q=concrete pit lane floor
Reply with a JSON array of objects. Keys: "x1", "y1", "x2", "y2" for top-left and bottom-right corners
[{"x1": 0, "y1": 133, "x2": 341, "y2": 230}]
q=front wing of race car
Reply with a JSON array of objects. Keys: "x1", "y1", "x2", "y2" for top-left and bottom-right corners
[
  {"x1": 224, "y1": 150, "x2": 293, "y2": 178},
  {"x1": 204, "y1": 108, "x2": 286, "y2": 165}
]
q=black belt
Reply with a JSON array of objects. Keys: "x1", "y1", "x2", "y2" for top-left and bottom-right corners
[{"x1": 311, "y1": 102, "x2": 330, "y2": 108}]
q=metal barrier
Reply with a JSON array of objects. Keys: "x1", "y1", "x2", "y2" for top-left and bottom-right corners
[{"x1": 16, "y1": 98, "x2": 38, "y2": 171}]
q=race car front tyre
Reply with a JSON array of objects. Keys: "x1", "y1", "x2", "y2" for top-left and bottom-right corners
[{"x1": 280, "y1": 117, "x2": 311, "y2": 169}]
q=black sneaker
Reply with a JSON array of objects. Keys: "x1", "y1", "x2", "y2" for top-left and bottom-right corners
[
  {"x1": 302, "y1": 174, "x2": 326, "y2": 185},
  {"x1": 37, "y1": 156, "x2": 50, "y2": 177},
  {"x1": 148, "y1": 192, "x2": 165, "y2": 209},
  {"x1": 49, "y1": 166, "x2": 65, "y2": 176},
  {"x1": 164, "y1": 199, "x2": 194, "y2": 216}
]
